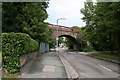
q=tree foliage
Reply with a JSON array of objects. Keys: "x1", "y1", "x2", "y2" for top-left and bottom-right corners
[
  {"x1": 72, "y1": 26, "x2": 81, "y2": 29},
  {"x1": 2, "y1": 2, "x2": 52, "y2": 43},
  {"x1": 80, "y1": 2, "x2": 120, "y2": 53}
]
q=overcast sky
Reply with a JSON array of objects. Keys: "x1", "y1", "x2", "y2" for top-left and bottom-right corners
[{"x1": 45, "y1": 0, "x2": 87, "y2": 27}]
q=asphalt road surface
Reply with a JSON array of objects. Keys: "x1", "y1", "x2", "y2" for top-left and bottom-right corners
[{"x1": 58, "y1": 48, "x2": 119, "y2": 79}]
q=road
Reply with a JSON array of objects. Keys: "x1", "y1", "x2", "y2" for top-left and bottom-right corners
[{"x1": 58, "y1": 48, "x2": 119, "y2": 79}]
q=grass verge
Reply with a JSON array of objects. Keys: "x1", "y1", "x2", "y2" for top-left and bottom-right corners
[{"x1": 91, "y1": 52, "x2": 120, "y2": 61}]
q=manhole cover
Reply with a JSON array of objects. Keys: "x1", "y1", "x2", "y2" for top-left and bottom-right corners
[{"x1": 42, "y1": 65, "x2": 55, "y2": 72}]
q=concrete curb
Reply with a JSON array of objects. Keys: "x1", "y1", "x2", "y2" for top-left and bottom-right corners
[
  {"x1": 58, "y1": 52, "x2": 79, "y2": 79},
  {"x1": 87, "y1": 55, "x2": 120, "y2": 65}
]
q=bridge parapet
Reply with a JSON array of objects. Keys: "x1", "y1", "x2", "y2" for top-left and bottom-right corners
[{"x1": 48, "y1": 24, "x2": 80, "y2": 39}]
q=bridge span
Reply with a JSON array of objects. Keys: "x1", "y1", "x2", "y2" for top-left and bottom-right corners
[{"x1": 48, "y1": 24, "x2": 81, "y2": 50}]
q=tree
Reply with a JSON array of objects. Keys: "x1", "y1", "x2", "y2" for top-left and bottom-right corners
[
  {"x1": 49, "y1": 38, "x2": 56, "y2": 48},
  {"x1": 80, "y1": 2, "x2": 95, "y2": 43},
  {"x1": 80, "y1": 2, "x2": 120, "y2": 53},
  {"x1": 2, "y1": 2, "x2": 52, "y2": 43},
  {"x1": 72, "y1": 26, "x2": 81, "y2": 29},
  {"x1": 64, "y1": 37, "x2": 73, "y2": 49},
  {"x1": 58, "y1": 37, "x2": 65, "y2": 44}
]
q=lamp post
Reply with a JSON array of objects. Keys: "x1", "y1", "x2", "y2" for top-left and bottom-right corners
[{"x1": 56, "y1": 18, "x2": 66, "y2": 51}]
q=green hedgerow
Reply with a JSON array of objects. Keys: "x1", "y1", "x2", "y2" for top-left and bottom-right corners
[{"x1": 2, "y1": 33, "x2": 39, "y2": 73}]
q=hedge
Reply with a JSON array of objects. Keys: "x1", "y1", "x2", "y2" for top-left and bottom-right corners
[{"x1": 2, "y1": 33, "x2": 39, "y2": 73}]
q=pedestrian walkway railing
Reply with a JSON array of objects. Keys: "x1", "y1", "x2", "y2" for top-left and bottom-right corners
[{"x1": 39, "y1": 42, "x2": 49, "y2": 53}]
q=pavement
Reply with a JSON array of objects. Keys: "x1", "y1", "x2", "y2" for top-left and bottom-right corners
[
  {"x1": 17, "y1": 48, "x2": 120, "y2": 79},
  {"x1": 20, "y1": 52, "x2": 67, "y2": 78}
]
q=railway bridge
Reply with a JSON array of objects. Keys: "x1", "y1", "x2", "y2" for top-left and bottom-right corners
[{"x1": 49, "y1": 24, "x2": 81, "y2": 50}]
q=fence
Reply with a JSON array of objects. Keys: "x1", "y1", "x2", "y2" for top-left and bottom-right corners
[{"x1": 39, "y1": 43, "x2": 49, "y2": 53}]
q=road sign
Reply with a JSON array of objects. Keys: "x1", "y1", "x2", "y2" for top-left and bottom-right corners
[{"x1": 56, "y1": 41, "x2": 58, "y2": 44}]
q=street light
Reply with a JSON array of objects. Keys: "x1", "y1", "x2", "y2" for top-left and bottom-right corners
[
  {"x1": 56, "y1": 18, "x2": 66, "y2": 51},
  {"x1": 57, "y1": 18, "x2": 66, "y2": 25}
]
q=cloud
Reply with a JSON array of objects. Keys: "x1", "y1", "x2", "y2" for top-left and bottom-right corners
[
  {"x1": 53, "y1": 0, "x2": 85, "y2": 17},
  {"x1": 46, "y1": 0, "x2": 86, "y2": 27}
]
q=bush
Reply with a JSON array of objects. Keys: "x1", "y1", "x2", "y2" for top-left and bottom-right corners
[
  {"x1": 83, "y1": 44, "x2": 95, "y2": 52},
  {"x1": 2, "y1": 33, "x2": 39, "y2": 73}
]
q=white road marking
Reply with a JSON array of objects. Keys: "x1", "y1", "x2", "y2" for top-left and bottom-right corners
[{"x1": 98, "y1": 64, "x2": 112, "y2": 72}]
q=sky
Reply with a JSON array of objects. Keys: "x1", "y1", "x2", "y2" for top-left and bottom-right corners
[
  {"x1": 45, "y1": 0, "x2": 87, "y2": 27},
  {"x1": 45, "y1": 0, "x2": 119, "y2": 27}
]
